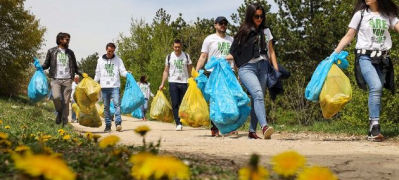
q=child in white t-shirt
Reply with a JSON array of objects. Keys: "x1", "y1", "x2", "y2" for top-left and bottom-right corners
[{"x1": 138, "y1": 75, "x2": 154, "y2": 121}]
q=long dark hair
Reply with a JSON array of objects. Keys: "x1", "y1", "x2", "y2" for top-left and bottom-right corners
[
  {"x1": 353, "y1": 0, "x2": 398, "y2": 18},
  {"x1": 140, "y1": 75, "x2": 147, "y2": 84},
  {"x1": 234, "y1": 3, "x2": 266, "y2": 45}
]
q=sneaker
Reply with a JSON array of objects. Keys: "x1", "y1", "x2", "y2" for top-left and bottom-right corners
[
  {"x1": 211, "y1": 127, "x2": 220, "y2": 137},
  {"x1": 368, "y1": 124, "x2": 384, "y2": 142},
  {"x1": 262, "y1": 126, "x2": 274, "y2": 139},
  {"x1": 116, "y1": 123, "x2": 122, "y2": 132},
  {"x1": 71, "y1": 119, "x2": 77, "y2": 123},
  {"x1": 248, "y1": 132, "x2": 261, "y2": 139},
  {"x1": 55, "y1": 112, "x2": 62, "y2": 124},
  {"x1": 62, "y1": 118, "x2": 68, "y2": 127},
  {"x1": 175, "y1": 124, "x2": 182, "y2": 131},
  {"x1": 104, "y1": 125, "x2": 111, "y2": 132}
]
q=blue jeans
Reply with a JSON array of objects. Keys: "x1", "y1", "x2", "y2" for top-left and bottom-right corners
[
  {"x1": 101, "y1": 88, "x2": 122, "y2": 126},
  {"x1": 169, "y1": 83, "x2": 188, "y2": 125},
  {"x1": 359, "y1": 55, "x2": 386, "y2": 120},
  {"x1": 71, "y1": 99, "x2": 76, "y2": 120},
  {"x1": 140, "y1": 98, "x2": 148, "y2": 117},
  {"x1": 238, "y1": 60, "x2": 268, "y2": 132}
]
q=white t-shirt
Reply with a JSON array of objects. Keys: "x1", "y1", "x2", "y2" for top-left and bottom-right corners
[
  {"x1": 248, "y1": 28, "x2": 274, "y2": 63},
  {"x1": 138, "y1": 82, "x2": 154, "y2": 99},
  {"x1": 94, "y1": 55, "x2": 128, "y2": 88},
  {"x1": 201, "y1": 34, "x2": 234, "y2": 71},
  {"x1": 165, "y1": 52, "x2": 192, "y2": 83},
  {"x1": 349, "y1": 9, "x2": 399, "y2": 51},
  {"x1": 55, "y1": 48, "x2": 71, "y2": 79}
]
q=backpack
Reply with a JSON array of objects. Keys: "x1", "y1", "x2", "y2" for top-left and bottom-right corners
[{"x1": 167, "y1": 52, "x2": 189, "y2": 66}]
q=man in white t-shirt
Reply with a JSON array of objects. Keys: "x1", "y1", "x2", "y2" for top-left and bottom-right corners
[
  {"x1": 195, "y1": 16, "x2": 234, "y2": 137},
  {"x1": 159, "y1": 39, "x2": 192, "y2": 131},
  {"x1": 70, "y1": 75, "x2": 79, "y2": 123},
  {"x1": 94, "y1": 42, "x2": 128, "y2": 132}
]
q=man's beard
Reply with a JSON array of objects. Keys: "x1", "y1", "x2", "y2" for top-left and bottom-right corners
[
  {"x1": 63, "y1": 43, "x2": 69, "y2": 49},
  {"x1": 217, "y1": 29, "x2": 226, "y2": 34}
]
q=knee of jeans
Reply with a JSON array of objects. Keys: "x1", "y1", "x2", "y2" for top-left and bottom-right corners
[
  {"x1": 252, "y1": 89, "x2": 264, "y2": 101},
  {"x1": 369, "y1": 83, "x2": 383, "y2": 94}
]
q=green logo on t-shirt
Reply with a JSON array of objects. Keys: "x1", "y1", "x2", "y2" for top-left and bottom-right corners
[
  {"x1": 105, "y1": 64, "x2": 115, "y2": 77},
  {"x1": 218, "y1": 42, "x2": 231, "y2": 55},
  {"x1": 369, "y1": 18, "x2": 388, "y2": 43},
  {"x1": 57, "y1": 53, "x2": 68, "y2": 66},
  {"x1": 174, "y1": 59, "x2": 184, "y2": 72}
]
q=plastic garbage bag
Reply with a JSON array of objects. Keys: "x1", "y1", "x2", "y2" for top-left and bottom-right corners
[
  {"x1": 121, "y1": 73, "x2": 145, "y2": 114},
  {"x1": 98, "y1": 102, "x2": 115, "y2": 118},
  {"x1": 179, "y1": 78, "x2": 210, "y2": 127},
  {"x1": 204, "y1": 56, "x2": 251, "y2": 134},
  {"x1": 131, "y1": 108, "x2": 144, "y2": 119},
  {"x1": 193, "y1": 69, "x2": 209, "y2": 102},
  {"x1": 28, "y1": 58, "x2": 49, "y2": 103},
  {"x1": 74, "y1": 76, "x2": 102, "y2": 127},
  {"x1": 149, "y1": 90, "x2": 174, "y2": 123},
  {"x1": 72, "y1": 103, "x2": 80, "y2": 118},
  {"x1": 305, "y1": 51, "x2": 349, "y2": 102},
  {"x1": 319, "y1": 64, "x2": 352, "y2": 119}
]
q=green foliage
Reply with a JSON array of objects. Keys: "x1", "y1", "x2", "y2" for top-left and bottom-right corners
[
  {"x1": 78, "y1": 52, "x2": 99, "y2": 78},
  {"x1": 0, "y1": 0, "x2": 46, "y2": 95}
]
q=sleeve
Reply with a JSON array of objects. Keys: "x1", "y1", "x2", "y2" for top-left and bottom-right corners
[
  {"x1": 390, "y1": 17, "x2": 399, "y2": 29},
  {"x1": 348, "y1": 11, "x2": 362, "y2": 30},
  {"x1": 119, "y1": 58, "x2": 128, "y2": 77},
  {"x1": 93, "y1": 58, "x2": 101, "y2": 82},
  {"x1": 264, "y1": 28, "x2": 274, "y2": 43},
  {"x1": 165, "y1": 55, "x2": 169, "y2": 66},
  {"x1": 187, "y1": 54, "x2": 192, "y2": 65},
  {"x1": 200, "y1": 36, "x2": 210, "y2": 53},
  {"x1": 42, "y1": 49, "x2": 51, "y2": 70}
]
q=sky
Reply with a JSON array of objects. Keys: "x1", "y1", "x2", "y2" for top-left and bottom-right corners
[{"x1": 24, "y1": 0, "x2": 278, "y2": 61}]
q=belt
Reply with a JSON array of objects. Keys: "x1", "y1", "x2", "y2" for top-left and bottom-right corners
[{"x1": 355, "y1": 49, "x2": 389, "y2": 57}]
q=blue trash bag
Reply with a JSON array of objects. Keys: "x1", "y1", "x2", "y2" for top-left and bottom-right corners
[
  {"x1": 109, "y1": 101, "x2": 115, "y2": 117},
  {"x1": 194, "y1": 70, "x2": 210, "y2": 102},
  {"x1": 121, "y1": 73, "x2": 145, "y2": 114},
  {"x1": 28, "y1": 58, "x2": 49, "y2": 103},
  {"x1": 131, "y1": 108, "x2": 144, "y2": 119},
  {"x1": 305, "y1": 51, "x2": 349, "y2": 102},
  {"x1": 204, "y1": 56, "x2": 251, "y2": 135}
]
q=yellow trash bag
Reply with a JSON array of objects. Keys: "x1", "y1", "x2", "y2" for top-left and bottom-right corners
[
  {"x1": 98, "y1": 104, "x2": 104, "y2": 118},
  {"x1": 319, "y1": 64, "x2": 352, "y2": 119},
  {"x1": 179, "y1": 78, "x2": 210, "y2": 127},
  {"x1": 150, "y1": 90, "x2": 174, "y2": 123},
  {"x1": 74, "y1": 76, "x2": 102, "y2": 127},
  {"x1": 72, "y1": 103, "x2": 80, "y2": 118}
]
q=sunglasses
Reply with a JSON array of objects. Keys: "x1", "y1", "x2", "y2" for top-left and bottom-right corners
[
  {"x1": 253, "y1": 15, "x2": 264, "y2": 20},
  {"x1": 218, "y1": 21, "x2": 228, "y2": 26}
]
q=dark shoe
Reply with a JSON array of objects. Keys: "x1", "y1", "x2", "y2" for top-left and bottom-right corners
[
  {"x1": 116, "y1": 122, "x2": 122, "y2": 132},
  {"x1": 262, "y1": 126, "x2": 274, "y2": 139},
  {"x1": 248, "y1": 132, "x2": 261, "y2": 139},
  {"x1": 62, "y1": 118, "x2": 68, "y2": 127},
  {"x1": 55, "y1": 112, "x2": 62, "y2": 124},
  {"x1": 211, "y1": 127, "x2": 220, "y2": 137},
  {"x1": 104, "y1": 125, "x2": 111, "y2": 132},
  {"x1": 368, "y1": 124, "x2": 384, "y2": 142}
]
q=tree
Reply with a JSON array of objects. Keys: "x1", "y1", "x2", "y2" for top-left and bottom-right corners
[
  {"x1": 0, "y1": 0, "x2": 46, "y2": 95},
  {"x1": 78, "y1": 52, "x2": 99, "y2": 78}
]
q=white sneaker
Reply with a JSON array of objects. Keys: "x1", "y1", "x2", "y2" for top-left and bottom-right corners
[{"x1": 175, "y1": 125, "x2": 182, "y2": 131}]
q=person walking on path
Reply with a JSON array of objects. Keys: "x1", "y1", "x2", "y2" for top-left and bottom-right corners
[
  {"x1": 330, "y1": 0, "x2": 399, "y2": 142},
  {"x1": 70, "y1": 75, "x2": 79, "y2": 123},
  {"x1": 195, "y1": 16, "x2": 235, "y2": 137},
  {"x1": 94, "y1": 42, "x2": 129, "y2": 132},
  {"x1": 159, "y1": 39, "x2": 193, "y2": 131},
  {"x1": 138, "y1": 75, "x2": 154, "y2": 121},
  {"x1": 42, "y1": 32, "x2": 83, "y2": 126},
  {"x1": 229, "y1": 3, "x2": 277, "y2": 139}
]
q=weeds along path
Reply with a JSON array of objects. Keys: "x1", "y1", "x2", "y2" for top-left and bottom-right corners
[{"x1": 71, "y1": 116, "x2": 399, "y2": 180}]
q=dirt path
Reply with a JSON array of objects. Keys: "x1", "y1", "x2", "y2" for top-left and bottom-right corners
[{"x1": 71, "y1": 116, "x2": 399, "y2": 180}]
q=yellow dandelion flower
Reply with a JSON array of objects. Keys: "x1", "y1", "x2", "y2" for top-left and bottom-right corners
[
  {"x1": 85, "y1": 132, "x2": 93, "y2": 140},
  {"x1": 271, "y1": 151, "x2": 306, "y2": 177},
  {"x1": 43, "y1": 146, "x2": 53, "y2": 154},
  {"x1": 112, "y1": 149, "x2": 122, "y2": 156},
  {"x1": 58, "y1": 129, "x2": 66, "y2": 136},
  {"x1": 297, "y1": 166, "x2": 338, "y2": 180},
  {"x1": 0, "y1": 120, "x2": 2, "y2": 124},
  {"x1": 92, "y1": 134, "x2": 101, "y2": 142},
  {"x1": 131, "y1": 154, "x2": 190, "y2": 180},
  {"x1": 0, "y1": 140, "x2": 11, "y2": 147},
  {"x1": 12, "y1": 153, "x2": 76, "y2": 180},
  {"x1": 239, "y1": 166, "x2": 269, "y2": 180},
  {"x1": 130, "y1": 152, "x2": 155, "y2": 165},
  {"x1": 0, "y1": 132, "x2": 8, "y2": 140},
  {"x1": 5, "y1": 125, "x2": 10, "y2": 129},
  {"x1": 15, "y1": 145, "x2": 31, "y2": 153},
  {"x1": 99, "y1": 135, "x2": 120, "y2": 148},
  {"x1": 63, "y1": 135, "x2": 71, "y2": 140},
  {"x1": 134, "y1": 125, "x2": 151, "y2": 136}
]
